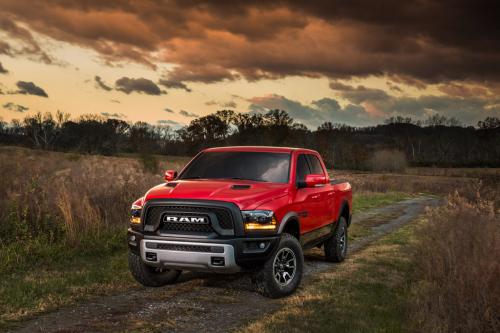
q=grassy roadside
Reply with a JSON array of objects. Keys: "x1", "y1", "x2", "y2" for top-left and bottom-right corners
[
  {"x1": 0, "y1": 192, "x2": 411, "y2": 330},
  {"x1": 0, "y1": 230, "x2": 136, "y2": 329},
  {"x1": 353, "y1": 191, "x2": 414, "y2": 213},
  {"x1": 239, "y1": 218, "x2": 419, "y2": 333},
  {"x1": 349, "y1": 192, "x2": 416, "y2": 241}
]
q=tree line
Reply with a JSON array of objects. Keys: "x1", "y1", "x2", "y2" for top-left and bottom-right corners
[{"x1": 1, "y1": 110, "x2": 499, "y2": 168}]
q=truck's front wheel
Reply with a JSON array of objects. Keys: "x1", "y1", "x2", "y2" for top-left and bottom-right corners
[
  {"x1": 128, "y1": 252, "x2": 181, "y2": 287},
  {"x1": 252, "y1": 233, "x2": 303, "y2": 298}
]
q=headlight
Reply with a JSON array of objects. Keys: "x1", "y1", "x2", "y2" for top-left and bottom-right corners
[
  {"x1": 130, "y1": 204, "x2": 142, "y2": 224},
  {"x1": 242, "y1": 210, "x2": 277, "y2": 231}
]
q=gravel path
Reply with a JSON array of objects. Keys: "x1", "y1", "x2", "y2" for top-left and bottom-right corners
[{"x1": 10, "y1": 196, "x2": 440, "y2": 333}]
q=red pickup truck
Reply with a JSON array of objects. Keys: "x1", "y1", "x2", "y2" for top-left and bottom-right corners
[{"x1": 128, "y1": 146, "x2": 352, "y2": 298}]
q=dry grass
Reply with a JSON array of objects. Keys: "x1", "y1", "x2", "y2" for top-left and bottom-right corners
[
  {"x1": 332, "y1": 168, "x2": 499, "y2": 203},
  {"x1": 410, "y1": 192, "x2": 500, "y2": 333},
  {"x1": 0, "y1": 146, "x2": 189, "y2": 246},
  {"x1": 406, "y1": 167, "x2": 500, "y2": 178}
]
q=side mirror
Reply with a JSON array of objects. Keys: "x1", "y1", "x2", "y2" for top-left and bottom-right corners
[
  {"x1": 304, "y1": 174, "x2": 327, "y2": 187},
  {"x1": 164, "y1": 170, "x2": 178, "y2": 182}
]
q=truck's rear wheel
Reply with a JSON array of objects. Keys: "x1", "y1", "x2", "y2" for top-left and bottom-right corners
[
  {"x1": 128, "y1": 252, "x2": 181, "y2": 287},
  {"x1": 252, "y1": 233, "x2": 303, "y2": 298},
  {"x1": 324, "y1": 217, "x2": 348, "y2": 262}
]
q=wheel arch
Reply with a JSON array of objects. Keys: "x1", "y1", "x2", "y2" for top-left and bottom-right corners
[
  {"x1": 338, "y1": 200, "x2": 351, "y2": 227},
  {"x1": 277, "y1": 212, "x2": 300, "y2": 240}
]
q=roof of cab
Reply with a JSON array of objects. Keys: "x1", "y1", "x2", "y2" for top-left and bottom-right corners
[{"x1": 203, "y1": 146, "x2": 318, "y2": 154}]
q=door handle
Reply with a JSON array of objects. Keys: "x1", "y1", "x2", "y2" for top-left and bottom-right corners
[
  {"x1": 327, "y1": 192, "x2": 335, "y2": 197},
  {"x1": 311, "y1": 194, "x2": 320, "y2": 200}
]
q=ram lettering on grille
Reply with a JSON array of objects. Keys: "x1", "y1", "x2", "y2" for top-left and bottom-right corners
[{"x1": 162, "y1": 215, "x2": 208, "y2": 224}]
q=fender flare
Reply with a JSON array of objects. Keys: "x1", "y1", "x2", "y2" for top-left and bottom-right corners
[
  {"x1": 337, "y1": 200, "x2": 351, "y2": 226},
  {"x1": 277, "y1": 212, "x2": 300, "y2": 234}
]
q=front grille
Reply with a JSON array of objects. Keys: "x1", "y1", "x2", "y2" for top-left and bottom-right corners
[
  {"x1": 144, "y1": 204, "x2": 235, "y2": 234},
  {"x1": 162, "y1": 221, "x2": 213, "y2": 233},
  {"x1": 147, "y1": 243, "x2": 213, "y2": 252}
]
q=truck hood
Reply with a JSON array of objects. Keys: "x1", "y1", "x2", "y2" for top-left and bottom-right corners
[{"x1": 144, "y1": 179, "x2": 289, "y2": 210}]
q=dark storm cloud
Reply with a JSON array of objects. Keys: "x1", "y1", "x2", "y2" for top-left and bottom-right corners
[
  {"x1": 387, "y1": 81, "x2": 403, "y2": 93},
  {"x1": 95, "y1": 75, "x2": 112, "y2": 91},
  {"x1": 15, "y1": 81, "x2": 48, "y2": 97},
  {"x1": 115, "y1": 77, "x2": 165, "y2": 95},
  {"x1": 329, "y1": 81, "x2": 391, "y2": 104},
  {"x1": 205, "y1": 100, "x2": 238, "y2": 108},
  {"x1": 221, "y1": 101, "x2": 237, "y2": 108},
  {"x1": 329, "y1": 80, "x2": 500, "y2": 123},
  {"x1": 384, "y1": 95, "x2": 500, "y2": 125},
  {"x1": 158, "y1": 79, "x2": 192, "y2": 92},
  {"x1": 179, "y1": 110, "x2": 198, "y2": 117},
  {"x1": 101, "y1": 112, "x2": 126, "y2": 119},
  {"x1": 157, "y1": 119, "x2": 180, "y2": 126},
  {"x1": 0, "y1": 61, "x2": 8, "y2": 74},
  {"x1": 248, "y1": 92, "x2": 500, "y2": 128},
  {"x1": 0, "y1": 41, "x2": 13, "y2": 56},
  {"x1": 248, "y1": 94, "x2": 376, "y2": 128},
  {"x1": 0, "y1": 17, "x2": 55, "y2": 64},
  {"x1": 2, "y1": 0, "x2": 499, "y2": 84},
  {"x1": 437, "y1": 83, "x2": 493, "y2": 99},
  {"x1": 3, "y1": 102, "x2": 29, "y2": 112}
]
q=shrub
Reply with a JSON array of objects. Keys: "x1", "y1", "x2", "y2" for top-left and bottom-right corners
[
  {"x1": 368, "y1": 149, "x2": 407, "y2": 172},
  {"x1": 410, "y1": 192, "x2": 500, "y2": 333}
]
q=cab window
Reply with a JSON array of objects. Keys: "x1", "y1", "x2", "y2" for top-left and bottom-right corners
[
  {"x1": 295, "y1": 154, "x2": 311, "y2": 184},
  {"x1": 306, "y1": 155, "x2": 324, "y2": 174}
]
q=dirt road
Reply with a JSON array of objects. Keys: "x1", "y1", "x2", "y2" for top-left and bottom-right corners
[{"x1": 10, "y1": 196, "x2": 439, "y2": 333}]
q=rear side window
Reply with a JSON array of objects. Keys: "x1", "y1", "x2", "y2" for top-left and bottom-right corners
[
  {"x1": 306, "y1": 155, "x2": 324, "y2": 174},
  {"x1": 295, "y1": 154, "x2": 311, "y2": 183}
]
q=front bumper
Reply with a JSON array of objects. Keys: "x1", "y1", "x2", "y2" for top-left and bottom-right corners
[
  {"x1": 142, "y1": 239, "x2": 239, "y2": 273},
  {"x1": 128, "y1": 229, "x2": 279, "y2": 273}
]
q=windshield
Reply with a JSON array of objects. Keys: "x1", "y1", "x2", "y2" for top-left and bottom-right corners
[{"x1": 179, "y1": 151, "x2": 291, "y2": 183}]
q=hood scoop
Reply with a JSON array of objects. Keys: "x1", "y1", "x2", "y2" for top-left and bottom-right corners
[
  {"x1": 166, "y1": 182, "x2": 178, "y2": 188},
  {"x1": 231, "y1": 184, "x2": 251, "y2": 190}
]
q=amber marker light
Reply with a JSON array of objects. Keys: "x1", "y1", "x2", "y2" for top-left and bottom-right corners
[{"x1": 242, "y1": 210, "x2": 277, "y2": 231}]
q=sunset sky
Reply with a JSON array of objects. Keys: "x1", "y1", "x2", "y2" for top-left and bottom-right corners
[{"x1": 0, "y1": 0, "x2": 499, "y2": 128}]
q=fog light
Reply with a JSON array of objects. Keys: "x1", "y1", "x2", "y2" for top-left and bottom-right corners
[
  {"x1": 259, "y1": 242, "x2": 266, "y2": 249},
  {"x1": 145, "y1": 252, "x2": 157, "y2": 261},
  {"x1": 130, "y1": 235, "x2": 136, "y2": 241},
  {"x1": 211, "y1": 257, "x2": 225, "y2": 266}
]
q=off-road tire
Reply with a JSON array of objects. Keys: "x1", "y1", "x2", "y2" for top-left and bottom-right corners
[
  {"x1": 324, "y1": 217, "x2": 348, "y2": 262},
  {"x1": 252, "y1": 233, "x2": 303, "y2": 298},
  {"x1": 128, "y1": 252, "x2": 181, "y2": 287}
]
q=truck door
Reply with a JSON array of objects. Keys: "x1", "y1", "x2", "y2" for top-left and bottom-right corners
[
  {"x1": 305, "y1": 154, "x2": 334, "y2": 228},
  {"x1": 294, "y1": 154, "x2": 327, "y2": 240}
]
